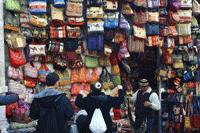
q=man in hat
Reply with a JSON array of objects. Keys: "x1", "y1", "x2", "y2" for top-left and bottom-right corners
[
  {"x1": 131, "y1": 79, "x2": 160, "y2": 133},
  {"x1": 30, "y1": 72, "x2": 74, "y2": 133}
]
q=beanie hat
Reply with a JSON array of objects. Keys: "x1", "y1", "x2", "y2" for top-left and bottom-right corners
[
  {"x1": 139, "y1": 79, "x2": 149, "y2": 87},
  {"x1": 46, "y1": 72, "x2": 60, "y2": 86},
  {"x1": 91, "y1": 82, "x2": 102, "y2": 90}
]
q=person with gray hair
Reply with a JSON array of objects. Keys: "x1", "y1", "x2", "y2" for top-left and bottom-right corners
[{"x1": 75, "y1": 82, "x2": 125, "y2": 133}]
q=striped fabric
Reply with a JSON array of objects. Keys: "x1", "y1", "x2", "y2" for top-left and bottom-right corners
[{"x1": 29, "y1": 0, "x2": 47, "y2": 15}]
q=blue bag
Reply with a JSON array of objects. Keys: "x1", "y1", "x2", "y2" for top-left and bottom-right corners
[
  {"x1": 146, "y1": 23, "x2": 159, "y2": 35},
  {"x1": 104, "y1": 12, "x2": 119, "y2": 29},
  {"x1": 29, "y1": 0, "x2": 47, "y2": 15},
  {"x1": 87, "y1": 34, "x2": 104, "y2": 51},
  {"x1": 53, "y1": 0, "x2": 65, "y2": 8}
]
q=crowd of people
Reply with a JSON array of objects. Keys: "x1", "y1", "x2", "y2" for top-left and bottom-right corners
[{"x1": 0, "y1": 72, "x2": 161, "y2": 133}]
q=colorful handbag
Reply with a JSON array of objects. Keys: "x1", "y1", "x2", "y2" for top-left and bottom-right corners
[
  {"x1": 172, "y1": 54, "x2": 184, "y2": 69},
  {"x1": 180, "y1": 0, "x2": 192, "y2": 8},
  {"x1": 87, "y1": 19, "x2": 104, "y2": 33},
  {"x1": 111, "y1": 65, "x2": 120, "y2": 75},
  {"x1": 104, "y1": 12, "x2": 119, "y2": 29},
  {"x1": 99, "y1": 57, "x2": 111, "y2": 66},
  {"x1": 168, "y1": 26, "x2": 178, "y2": 37},
  {"x1": 24, "y1": 62, "x2": 38, "y2": 79},
  {"x1": 71, "y1": 83, "x2": 82, "y2": 95},
  {"x1": 169, "y1": 0, "x2": 181, "y2": 11},
  {"x1": 119, "y1": 14, "x2": 131, "y2": 30},
  {"x1": 4, "y1": 11, "x2": 20, "y2": 32},
  {"x1": 176, "y1": 23, "x2": 191, "y2": 36},
  {"x1": 100, "y1": 67, "x2": 114, "y2": 90},
  {"x1": 20, "y1": 13, "x2": 30, "y2": 28},
  {"x1": 5, "y1": 32, "x2": 26, "y2": 49},
  {"x1": 5, "y1": 0, "x2": 22, "y2": 12},
  {"x1": 133, "y1": 10, "x2": 146, "y2": 25},
  {"x1": 133, "y1": 25, "x2": 146, "y2": 39},
  {"x1": 50, "y1": 20, "x2": 66, "y2": 39},
  {"x1": 78, "y1": 67, "x2": 88, "y2": 83},
  {"x1": 133, "y1": 0, "x2": 147, "y2": 7},
  {"x1": 9, "y1": 49, "x2": 26, "y2": 68},
  {"x1": 29, "y1": 0, "x2": 47, "y2": 15},
  {"x1": 179, "y1": 35, "x2": 192, "y2": 44},
  {"x1": 193, "y1": 0, "x2": 200, "y2": 14},
  {"x1": 51, "y1": 5, "x2": 64, "y2": 21},
  {"x1": 146, "y1": 11, "x2": 159, "y2": 22},
  {"x1": 146, "y1": 23, "x2": 159, "y2": 35},
  {"x1": 127, "y1": 36, "x2": 145, "y2": 52},
  {"x1": 31, "y1": 27, "x2": 48, "y2": 39},
  {"x1": 87, "y1": 34, "x2": 104, "y2": 51},
  {"x1": 30, "y1": 15, "x2": 48, "y2": 27},
  {"x1": 104, "y1": 0, "x2": 118, "y2": 11},
  {"x1": 67, "y1": 26, "x2": 81, "y2": 38},
  {"x1": 67, "y1": 17, "x2": 85, "y2": 26},
  {"x1": 24, "y1": 77, "x2": 37, "y2": 88},
  {"x1": 7, "y1": 66, "x2": 23, "y2": 80},
  {"x1": 84, "y1": 56, "x2": 99, "y2": 68},
  {"x1": 71, "y1": 69, "x2": 79, "y2": 84},
  {"x1": 122, "y1": 3, "x2": 133, "y2": 15},
  {"x1": 47, "y1": 40, "x2": 64, "y2": 53},
  {"x1": 89, "y1": 68, "x2": 100, "y2": 83},
  {"x1": 56, "y1": 69, "x2": 71, "y2": 86},
  {"x1": 53, "y1": 0, "x2": 66, "y2": 8},
  {"x1": 29, "y1": 45, "x2": 46, "y2": 57},
  {"x1": 66, "y1": 1, "x2": 83, "y2": 17},
  {"x1": 177, "y1": 10, "x2": 192, "y2": 22},
  {"x1": 147, "y1": 35, "x2": 161, "y2": 47},
  {"x1": 87, "y1": 7, "x2": 104, "y2": 19},
  {"x1": 87, "y1": 0, "x2": 104, "y2": 6},
  {"x1": 113, "y1": 75, "x2": 121, "y2": 86},
  {"x1": 147, "y1": 0, "x2": 160, "y2": 8},
  {"x1": 8, "y1": 80, "x2": 25, "y2": 94}
]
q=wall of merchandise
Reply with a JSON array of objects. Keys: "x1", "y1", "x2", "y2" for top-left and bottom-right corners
[{"x1": 3, "y1": 0, "x2": 200, "y2": 132}]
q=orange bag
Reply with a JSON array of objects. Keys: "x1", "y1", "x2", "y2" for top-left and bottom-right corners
[
  {"x1": 71, "y1": 69, "x2": 79, "y2": 83},
  {"x1": 90, "y1": 68, "x2": 99, "y2": 83},
  {"x1": 78, "y1": 67, "x2": 88, "y2": 83},
  {"x1": 71, "y1": 84, "x2": 82, "y2": 95},
  {"x1": 83, "y1": 83, "x2": 91, "y2": 94}
]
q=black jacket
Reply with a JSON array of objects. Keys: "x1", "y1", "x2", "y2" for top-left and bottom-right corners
[
  {"x1": 75, "y1": 89, "x2": 125, "y2": 133},
  {"x1": 0, "y1": 94, "x2": 19, "y2": 105},
  {"x1": 30, "y1": 88, "x2": 74, "y2": 133}
]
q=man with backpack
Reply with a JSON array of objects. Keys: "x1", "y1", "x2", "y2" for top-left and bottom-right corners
[
  {"x1": 131, "y1": 79, "x2": 161, "y2": 133},
  {"x1": 75, "y1": 82, "x2": 125, "y2": 133}
]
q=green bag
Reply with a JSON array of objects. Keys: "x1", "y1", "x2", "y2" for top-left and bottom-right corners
[
  {"x1": 84, "y1": 56, "x2": 99, "y2": 68},
  {"x1": 5, "y1": 0, "x2": 21, "y2": 12},
  {"x1": 113, "y1": 75, "x2": 121, "y2": 86}
]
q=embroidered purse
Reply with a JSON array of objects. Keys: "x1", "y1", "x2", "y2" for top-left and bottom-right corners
[
  {"x1": 66, "y1": 1, "x2": 83, "y2": 17},
  {"x1": 24, "y1": 62, "x2": 38, "y2": 79},
  {"x1": 104, "y1": 12, "x2": 119, "y2": 29},
  {"x1": 176, "y1": 23, "x2": 191, "y2": 36},
  {"x1": 133, "y1": 10, "x2": 146, "y2": 25},
  {"x1": 7, "y1": 66, "x2": 23, "y2": 80},
  {"x1": 147, "y1": 0, "x2": 160, "y2": 8},
  {"x1": 67, "y1": 17, "x2": 85, "y2": 26},
  {"x1": 146, "y1": 11, "x2": 159, "y2": 22},
  {"x1": 87, "y1": 34, "x2": 104, "y2": 51},
  {"x1": 85, "y1": 56, "x2": 99, "y2": 68},
  {"x1": 29, "y1": 0, "x2": 47, "y2": 15},
  {"x1": 177, "y1": 10, "x2": 192, "y2": 22},
  {"x1": 53, "y1": 0, "x2": 66, "y2": 8},
  {"x1": 128, "y1": 36, "x2": 145, "y2": 52},
  {"x1": 50, "y1": 20, "x2": 66, "y2": 39},
  {"x1": 104, "y1": 0, "x2": 118, "y2": 11},
  {"x1": 29, "y1": 41, "x2": 46, "y2": 56},
  {"x1": 5, "y1": 32, "x2": 26, "y2": 49},
  {"x1": 193, "y1": 0, "x2": 200, "y2": 14},
  {"x1": 133, "y1": 25, "x2": 146, "y2": 39},
  {"x1": 51, "y1": 5, "x2": 64, "y2": 21},
  {"x1": 5, "y1": 0, "x2": 22, "y2": 12},
  {"x1": 87, "y1": 7, "x2": 103, "y2": 19},
  {"x1": 146, "y1": 23, "x2": 159, "y2": 35},
  {"x1": 100, "y1": 67, "x2": 114, "y2": 90},
  {"x1": 9, "y1": 49, "x2": 26, "y2": 68},
  {"x1": 87, "y1": 19, "x2": 104, "y2": 33},
  {"x1": 30, "y1": 15, "x2": 48, "y2": 27},
  {"x1": 47, "y1": 40, "x2": 64, "y2": 53},
  {"x1": 180, "y1": 0, "x2": 192, "y2": 8},
  {"x1": 67, "y1": 26, "x2": 81, "y2": 38}
]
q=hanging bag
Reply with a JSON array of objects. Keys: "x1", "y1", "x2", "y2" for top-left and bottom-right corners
[
  {"x1": 56, "y1": 69, "x2": 71, "y2": 86},
  {"x1": 53, "y1": 0, "x2": 66, "y2": 8},
  {"x1": 7, "y1": 66, "x2": 23, "y2": 80},
  {"x1": 50, "y1": 20, "x2": 66, "y2": 39},
  {"x1": 9, "y1": 49, "x2": 26, "y2": 68},
  {"x1": 190, "y1": 96, "x2": 200, "y2": 128},
  {"x1": 66, "y1": 1, "x2": 83, "y2": 17},
  {"x1": 104, "y1": 12, "x2": 119, "y2": 29},
  {"x1": 29, "y1": 0, "x2": 47, "y2": 15},
  {"x1": 193, "y1": 0, "x2": 200, "y2": 15},
  {"x1": 100, "y1": 67, "x2": 114, "y2": 90},
  {"x1": 24, "y1": 62, "x2": 38, "y2": 79},
  {"x1": 5, "y1": 32, "x2": 26, "y2": 49},
  {"x1": 85, "y1": 56, "x2": 99, "y2": 68},
  {"x1": 5, "y1": 0, "x2": 22, "y2": 12}
]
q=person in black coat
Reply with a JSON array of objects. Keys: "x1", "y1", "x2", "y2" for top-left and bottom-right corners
[
  {"x1": 30, "y1": 72, "x2": 74, "y2": 133},
  {"x1": 75, "y1": 82, "x2": 125, "y2": 133},
  {"x1": 0, "y1": 93, "x2": 25, "y2": 105}
]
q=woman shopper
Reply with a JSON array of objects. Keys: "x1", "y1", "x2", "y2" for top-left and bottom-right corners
[
  {"x1": 30, "y1": 72, "x2": 74, "y2": 133},
  {"x1": 75, "y1": 82, "x2": 125, "y2": 133}
]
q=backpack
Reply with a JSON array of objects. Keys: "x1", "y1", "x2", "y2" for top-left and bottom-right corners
[{"x1": 89, "y1": 108, "x2": 107, "y2": 133}]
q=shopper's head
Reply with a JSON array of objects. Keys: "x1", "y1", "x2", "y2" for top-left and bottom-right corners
[
  {"x1": 46, "y1": 72, "x2": 60, "y2": 87},
  {"x1": 91, "y1": 82, "x2": 102, "y2": 91},
  {"x1": 139, "y1": 79, "x2": 149, "y2": 91}
]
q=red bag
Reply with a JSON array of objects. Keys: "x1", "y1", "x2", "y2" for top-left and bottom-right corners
[
  {"x1": 24, "y1": 78, "x2": 37, "y2": 88},
  {"x1": 50, "y1": 20, "x2": 66, "y2": 39},
  {"x1": 110, "y1": 52, "x2": 118, "y2": 65},
  {"x1": 6, "y1": 102, "x2": 18, "y2": 117},
  {"x1": 9, "y1": 49, "x2": 26, "y2": 68}
]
